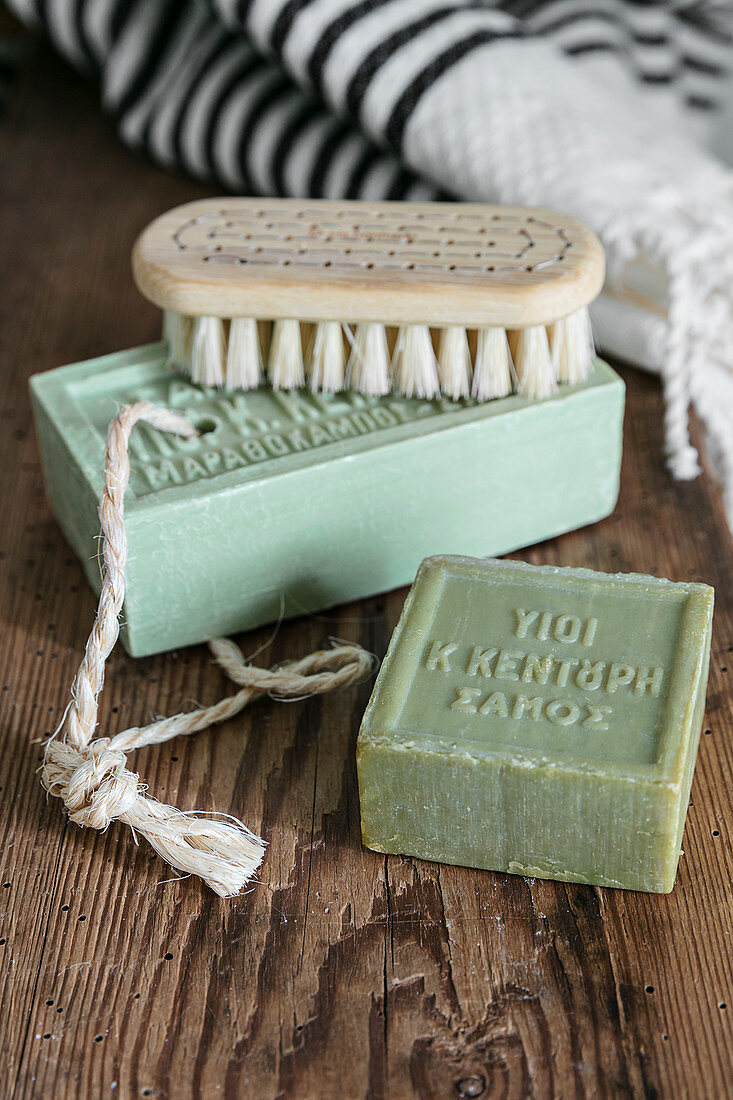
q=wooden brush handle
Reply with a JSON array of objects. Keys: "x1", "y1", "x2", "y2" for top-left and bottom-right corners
[{"x1": 132, "y1": 198, "x2": 605, "y2": 327}]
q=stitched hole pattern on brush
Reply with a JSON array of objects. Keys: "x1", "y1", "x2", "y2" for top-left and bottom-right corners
[{"x1": 174, "y1": 206, "x2": 571, "y2": 281}]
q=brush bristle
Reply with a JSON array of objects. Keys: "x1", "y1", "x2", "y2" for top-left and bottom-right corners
[
  {"x1": 167, "y1": 308, "x2": 593, "y2": 401},
  {"x1": 269, "y1": 320, "x2": 305, "y2": 389},
  {"x1": 164, "y1": 310, "x2": 192, "y2": 367},
  {"x1": 510, "y1": 325, "x2": 556, "y2": 399},
  {"x1": 307, "y1": 322, "x2": 346, "y2": 393},
  {"x1": 226, "y1": 317, "x2": 263, "y2": 390},
  {"x1": 391, "y1": 325, "x2": 440, "y2": 399},
  {"x1": 190, "y1": 316, "x2": 226, "y2": 386},
  {"x1": 346, "y1": 323, "x2": 391, "y2": 396},
  {"x1": 549, "y1": 307, "x2": 594, "y2": 385},
  {"x1": 437, "y1": 326, "x2": 472, "y2": 400},
  {"x1": 472, "y1": 327, "x2": 513, "y2": 400}
]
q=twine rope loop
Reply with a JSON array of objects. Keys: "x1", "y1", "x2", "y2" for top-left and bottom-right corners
[{"x1": 40, "y1": 402, "x2": 373, "y2": 897}]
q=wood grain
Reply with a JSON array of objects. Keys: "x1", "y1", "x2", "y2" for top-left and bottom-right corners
[
  {"x1": 1, "y1": 43, "x2": 731, "y2": 1100},
  {"x1": 132, "y1": 197, "x2": 605, "y2": 325}
]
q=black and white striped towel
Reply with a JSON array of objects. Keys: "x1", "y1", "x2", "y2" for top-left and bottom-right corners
[{"x1": 7, "y1": 0, "x2": 733, "y2": 521}]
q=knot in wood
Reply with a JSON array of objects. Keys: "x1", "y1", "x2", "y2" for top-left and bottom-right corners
[{"x1": 42, "y1": 738, "x2": 139, "y2": 830}]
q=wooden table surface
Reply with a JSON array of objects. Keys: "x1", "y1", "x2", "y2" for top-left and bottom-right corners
[{"x1": 1, "y1": 42, "x2": 732, "y2": 1100}]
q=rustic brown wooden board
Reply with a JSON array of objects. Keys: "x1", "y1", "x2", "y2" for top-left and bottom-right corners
[{"x1": 0, "y1": 43, "x2": 731, "y2": 1100}]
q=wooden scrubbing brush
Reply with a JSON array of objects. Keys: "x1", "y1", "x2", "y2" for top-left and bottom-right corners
[{"x1": 133, "y1": 198, "x2": 605, "y2": 401}]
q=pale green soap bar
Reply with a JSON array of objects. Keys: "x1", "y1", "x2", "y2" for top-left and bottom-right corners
[
  {"x1": 357, "y1": 555, "x2": 714, "y2": 892},
  {"x1": 30, "y1": 344, "x2": 623, "y2": 658}
]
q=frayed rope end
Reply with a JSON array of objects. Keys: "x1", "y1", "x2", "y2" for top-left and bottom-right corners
[
  {"x1": 42, "y1": 737, "x2": 267, "y2": 897},
  {"x1": 136, "y1": 808, "x2": 267, "y2": 899}
]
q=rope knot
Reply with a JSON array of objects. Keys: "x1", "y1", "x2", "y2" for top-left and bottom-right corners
[{"x1": 42, "y1": 738, "x2": 139, "y2": 831}]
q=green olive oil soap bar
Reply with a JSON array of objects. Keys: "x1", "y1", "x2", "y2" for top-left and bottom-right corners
[
  {"x1": 357, "y1": 555, "x2": 714, "y2": 892},
  {"x1": 31, "y1": 344, "x2": 623, "y2": 658}
]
